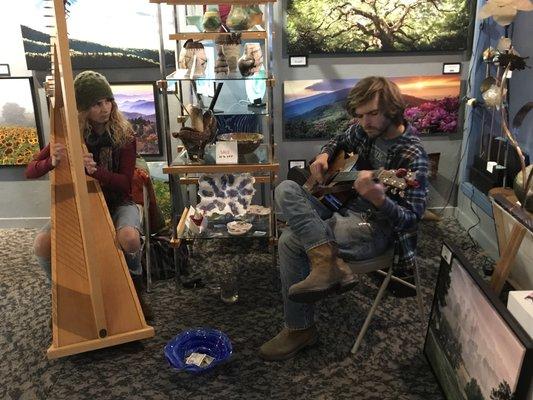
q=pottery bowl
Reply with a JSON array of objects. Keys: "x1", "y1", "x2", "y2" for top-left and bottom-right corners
[{"x1": 217, "y1": 132, "x2": 263, "y2": 155}]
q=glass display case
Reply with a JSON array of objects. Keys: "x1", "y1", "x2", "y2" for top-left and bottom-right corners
[{"x1": 149, "y1": 0, "x2": 278, "y2": 246}]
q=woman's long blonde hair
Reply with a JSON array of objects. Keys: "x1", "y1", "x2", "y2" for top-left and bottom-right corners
[{"x1": 78, "y1": 100, "x2": 134, "y2": 147}]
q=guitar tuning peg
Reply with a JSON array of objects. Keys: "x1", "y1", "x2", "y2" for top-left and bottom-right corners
[
  {"x1": 405, "y1": 179, "x2": 420, "y2": 188},
  {"x1": 396, "y1": 168, "x2": 408, "y2": 178}
]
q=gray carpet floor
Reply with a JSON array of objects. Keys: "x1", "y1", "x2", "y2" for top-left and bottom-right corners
[{"x1": 0, "y1": 218, "x2": 495, "y2": 400}]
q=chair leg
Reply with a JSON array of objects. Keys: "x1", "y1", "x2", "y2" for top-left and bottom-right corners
[
  {"x1": 351, "y1": 267, "x2": 393, "y2": 355},
  {"x1": 413, "y1": 262, "x2": 425, "y2": 327},
  {"x1": 143, "y1": 185, "x2": 152, "y2": 293}
]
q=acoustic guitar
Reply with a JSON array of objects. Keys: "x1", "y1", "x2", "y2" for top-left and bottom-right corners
[{"x1": 293, "y1": 151, "x2": 419, "y2": 211}]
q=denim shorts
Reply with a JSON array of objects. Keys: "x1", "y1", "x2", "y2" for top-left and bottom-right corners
[{"x1": 40, "y1": 201, "x2": 141, "y2": 234}]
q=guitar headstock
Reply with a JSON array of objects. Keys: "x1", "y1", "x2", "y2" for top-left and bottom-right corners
[{"x1": 376, "y1": 168, "x2": 419, "y2": 197}]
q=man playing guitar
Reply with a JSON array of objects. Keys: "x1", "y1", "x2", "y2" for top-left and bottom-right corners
[{"x1": 259, "y1": 76, "x2": 429, "y2": 361}]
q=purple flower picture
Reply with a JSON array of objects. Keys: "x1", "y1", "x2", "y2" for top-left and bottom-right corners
[{"x1": 284, "y1": 75, "x2": 462, "y2": 140}]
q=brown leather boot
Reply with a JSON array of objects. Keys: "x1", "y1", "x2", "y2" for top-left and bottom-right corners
[
  {"x1": 258, "y1": 326, "x2": 318, "y2": 361},
  {"x1": 336, "y1": 258, "x2": 358, "y2": 294},
  {"x1": 132, "y1": 275, "x2": 154, "y2": 322},
  {"x1": 288, "y1": 242, "x2": 354, "y2": 303}
]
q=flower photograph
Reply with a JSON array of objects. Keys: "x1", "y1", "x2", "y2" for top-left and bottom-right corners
[
  {"x1": 283, "y1": 75, "x2": 461, "y2": 140},
  {"x1": 0, "y1": 78, "x2": 41, "y2": 166}
]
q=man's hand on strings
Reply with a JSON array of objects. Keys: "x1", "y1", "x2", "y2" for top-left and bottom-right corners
[
  {"x1": 354, "y1": 170, "x2": 386, "y2": 208},
  {"x1": 50, "y1": 143, "x2": 66, "y2": 167},
  {"x1": 83, "y1": 153, "x2": 97, "y2": 174},
  {"x1": 309, "y1": 153, "x2": 329, "y2": 184}
]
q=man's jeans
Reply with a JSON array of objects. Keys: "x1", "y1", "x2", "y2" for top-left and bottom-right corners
[{"x1": 275, "y1": 180, "x2": 392, "y2": 330}]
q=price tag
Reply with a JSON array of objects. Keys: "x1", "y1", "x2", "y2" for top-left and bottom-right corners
[
  {"x1": 441, "y1": 244, "x2": 452, "y2": 265},
  {"x1": 215, "y1": 141, "x2": 238, "y2": 164}
]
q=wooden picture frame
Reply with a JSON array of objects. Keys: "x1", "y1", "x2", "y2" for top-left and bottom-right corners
[{"x1": 425, "y1": 241, "x2": 533, "y2": 400}]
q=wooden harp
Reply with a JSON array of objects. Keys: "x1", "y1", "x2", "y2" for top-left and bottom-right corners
[{"x1": 46, "y1": 0, "x2": 154, "y2": 359}]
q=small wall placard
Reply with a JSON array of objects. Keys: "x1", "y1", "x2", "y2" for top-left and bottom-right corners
[
  {"x1": 0, "y1": 64, "x2": 10, "y2": 76},
  {"x1": 442, "y1": 62, "x2": 461, "y2": 75},
  {"x1": 215, "y1": 141, "x2": 238, "y2": 164},
  {"x1": 289, "y1": 55, "x2": 308, "y2": 68}
]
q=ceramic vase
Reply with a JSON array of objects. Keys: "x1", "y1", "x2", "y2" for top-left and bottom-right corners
[
  {"x1": 214, "y1": 45, "x2": 230, "y2": 76},
  {"x1": 202, "y1": 6, "x2": 221, "y2": 32},
  {"x1": 238, "y1": 43, "x2": 263, "y2": 77},
  {"x1": 178, "y1": 40, "x2": 207, "y2": 77},
  {"x1": 246, "y1": 4, "x2": 263, "y2": 27},
  {"x1": 226, "y1": 5, "x2": 250, "y2": 31},
  {"x1": 222, "y1": 43, "x2": 241, "y2": 72}
]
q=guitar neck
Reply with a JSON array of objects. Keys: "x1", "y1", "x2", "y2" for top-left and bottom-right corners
[{"x1": 331, "y1": 170, "x2": 377, "y2": 184}]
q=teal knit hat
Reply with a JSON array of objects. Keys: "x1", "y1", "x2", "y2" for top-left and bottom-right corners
[{"x1": 73, "y1": 71, "x2": 114, "y2": 111}]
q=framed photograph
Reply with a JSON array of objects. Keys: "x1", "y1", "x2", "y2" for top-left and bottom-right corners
[
  {"x1": 424, "y1": 241, "x2": 533, "y2": 400},
  {"x1": 284, "y1": 0, "x2": 473, "y2": 56},
  {"x1": 283, "y1": 75, "x2": 462, "y2": 140},
  {"x1": 288, "y1": 159, "x2": 306, "y2": 170},
  {"x1": 0, "y1": 77, "x2": 43, "y2": 166},
  {"x1": 19, "y1": 0, "x2": 175, "y2": 70},
  {"x1": 0, "y1": 64, "x2": 10, "y2": 77},
  {"x1": 289, "y1": 55, "x2": 308, "y2": 68},
  {"x1": 110, "y1": 82, "x2": 162, "y2": 157}
]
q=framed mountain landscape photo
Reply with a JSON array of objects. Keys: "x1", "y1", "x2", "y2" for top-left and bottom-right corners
[
  {"x1": 284, "y1": 0, "x2": 473, "y2": 55},
  {"x1": 0, "y1": 77, "x2": 43, "y2": 166},
  {"x1": 110, "y1": 82, "x2": 162, "y2": 157},
  {"x1": 19, "y1": 0, "x2": 175, "y2": 70},
  {"x1": 424, "y1": 241, "x2": 533, "y2": 400},
  {"x1": 283, "y1": 75, "x2": 461, "y2": 140}
]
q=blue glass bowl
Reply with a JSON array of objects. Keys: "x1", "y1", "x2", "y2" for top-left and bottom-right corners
[{"x1": 164, "y1": 328, "x2": 233, "y2": 374}]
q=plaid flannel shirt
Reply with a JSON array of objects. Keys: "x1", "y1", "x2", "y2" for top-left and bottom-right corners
[{"x1": 321, "y1": 123, "x2": 429, "y2": 272}]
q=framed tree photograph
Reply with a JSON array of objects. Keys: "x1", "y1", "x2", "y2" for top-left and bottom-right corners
[
  {"x1": 110, "y1": 82, "x2": 162, "y2": 157},
  {"x1": 425, "y1": 241, "x2": 533, "y2": 400},
  {"x1": 284, "y1": 0, "x2": 473, "y2": 55},
  {"x1": 0, "y1": 77, "x2": 43, "y2": 166},
  {"x1": 283, "y1": 75, "x2": 461, "y2": 140}
]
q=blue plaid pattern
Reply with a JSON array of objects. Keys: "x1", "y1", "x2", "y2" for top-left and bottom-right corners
[{"x1": 321, "y1": 123, "x2": 429, "y2": 271}]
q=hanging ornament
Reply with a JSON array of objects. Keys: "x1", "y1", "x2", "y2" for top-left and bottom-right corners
[{"x1": 478, "y1": 0, "x2": 533, "y2": 26}]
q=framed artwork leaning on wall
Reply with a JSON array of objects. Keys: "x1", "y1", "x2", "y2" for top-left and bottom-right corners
[
  {"x1": 424, "y1": 241, "x2": 533, "y2": 400},
  {"x1": 0, "y1": 77, "x2": 43, "y2": 166}
]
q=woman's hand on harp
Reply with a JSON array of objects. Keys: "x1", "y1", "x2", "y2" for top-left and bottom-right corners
[
  {"x1": 51, "y1": 143, "x2": 66, "y2": 167},
  {"x1": 83, "y1": 153, "x2": 97, "y2": 175},
  {"x1": 309, "y1": 153, "x2": 329, "y2": 184}
]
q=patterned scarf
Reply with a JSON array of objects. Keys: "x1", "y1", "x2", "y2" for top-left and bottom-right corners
[
  {"x1": 85, "y1": 129, "x2": 122, "y2": 208},
  {"x1": 85, "y1": 130, "x2": 115, "y2": 172}
]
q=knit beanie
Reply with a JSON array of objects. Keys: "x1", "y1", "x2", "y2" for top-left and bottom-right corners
[{"x1": 73, "y1": 71, "x2": 114, "y2": 111}]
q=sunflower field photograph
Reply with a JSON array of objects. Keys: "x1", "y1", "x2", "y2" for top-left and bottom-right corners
[{"x1": 0, "y1": 78, "x2": 42, "y2": 166}]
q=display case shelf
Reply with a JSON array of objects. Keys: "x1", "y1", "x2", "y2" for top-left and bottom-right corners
[
  {"x1": 176, "y1": 211, "x2": 273, "y2": 241},
  {"x1": 169, "y1": 31, "x2": 267, "y2": 41},
  {"x1": 165, "y1": 143, "x2": 277, "y2": 170},
  {"x1": 166, "y1": 70, "x2": 272, "y2": 82},
  {"x1": 151, "y1": 0, "x2": 275, "y2": 4}
]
